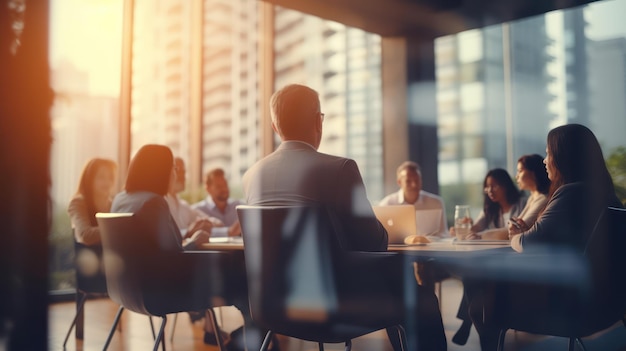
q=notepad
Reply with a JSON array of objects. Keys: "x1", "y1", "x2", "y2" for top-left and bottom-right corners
[{"x1": 415, "y1": 209, "x2": 442, "y2": 235}]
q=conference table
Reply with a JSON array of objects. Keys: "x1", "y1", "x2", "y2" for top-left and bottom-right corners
[
  {"x1": 199, "y1": 237, "x2": 586, "y2": 287},
  {"x1": 200, "y1": 236, "x2": 511, "y2": 255}
]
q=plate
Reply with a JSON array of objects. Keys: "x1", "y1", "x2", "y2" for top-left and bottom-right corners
[
  {"x1": 406, "y1": 242, "x2": 429, "y2": 246},
  {"x1": 453, "y1": 239, "x2": 509, "y2": 245}
]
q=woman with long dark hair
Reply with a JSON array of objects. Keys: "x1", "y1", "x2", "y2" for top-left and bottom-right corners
[
  {"x1": 453, "y1": 168, "x2": 525, "y2": 344},
  {"x1": 510, "y1": 124, "x2": 622, "y2": 252},
  {"x1": 68, "y1": 158, "x2": 117, "y2": 245},
  {"x1": 507, "y1": 154, "x2": 551, "y2": 234},
  {"x1": 465, "y1": 168, "x2": 526, "y2": 240}
]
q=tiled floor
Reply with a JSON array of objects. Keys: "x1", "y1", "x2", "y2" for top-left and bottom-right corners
[{"x1": 49, "y1": 279, "x2": 626, "y2": 351}]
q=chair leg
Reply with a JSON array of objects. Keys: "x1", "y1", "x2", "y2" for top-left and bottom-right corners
[
  {"x1": 435, "y1": 281, "x2": 443, "y2": 308},
  {"x1": 153, "y1": 316, "x2": 167, "y2": 351},
  {"x1": 169, "y1": 313, "x2": 178, "y2": 343},
  {"x1": 102, "y1": 306, "x2": 124, "y2": 351},
  {"x1": 575, "y1": 338, "x2": 587, "y2": 351},
  {"x1": 63, "y1": 292, "x2": 88, "y2": 348},
  {"x1": 149, "y1": 316, "x2": 156, "y2": 339},
  {"x1": 260, "y1": 330, "x2": 275, "y2": 351},
  {"x1": 207, "y1": 308, "x2": 226, "y2": 351},
  {"x1": 344, "y1": 339, "x2": 352, "y2": 351},
  {"x1": 497, "y1": 329, "x2": 506, "y2": 351},
  {"x1": 398, "y1": 325, "x2": 408, "y2": 351},
  {"x1": 318, "y1": 342, "x2": 324, "y2": 351},
  {"x1": 568, "y1": 338, "x2": 575, "y2": 351}
]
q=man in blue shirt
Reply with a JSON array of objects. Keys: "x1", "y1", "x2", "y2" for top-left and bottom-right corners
[{"x1": 193, "y1": 168, "x2": 243, "y2": 237}]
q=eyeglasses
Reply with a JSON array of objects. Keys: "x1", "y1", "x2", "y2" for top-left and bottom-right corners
[{"x1": 483, "y1": 185, "x2": 500, "y2": 193}]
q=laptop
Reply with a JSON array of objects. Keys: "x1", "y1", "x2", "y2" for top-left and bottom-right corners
[{"x1": 372, "y1": 205, "x2": 417, "y2": 245}]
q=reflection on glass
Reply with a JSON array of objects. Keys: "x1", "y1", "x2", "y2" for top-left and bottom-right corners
[{"x1": 436, "y1": 0, "x2": 626, "y2": 227}]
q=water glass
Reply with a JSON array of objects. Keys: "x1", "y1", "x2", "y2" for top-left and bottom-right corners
[{"x1": 454, "y1": 205, "x2": 472, "y2": 240}]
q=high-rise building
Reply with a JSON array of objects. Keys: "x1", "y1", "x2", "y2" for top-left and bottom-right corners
[
  {"x1": 562, "y1": 8, "x2": 590, "y2": 125},
  {"x1": 50, "y1": 61, "x2": 119, "y2": 204},
  {"x1": 436, "y1": 16, "x2": 553, "y2": 186},
  {"x1": 273, "y1": 7, "x2": 384, "y2": 200},
  {"x1": 130, "y1": 2, "x2": 383, "y2": 198},
  {"x1": 588, "y1": 37, "x2": 626, "y2": 152},
  {"x1": 202, "y1": 0, "x2": 260, "y2": 184}
]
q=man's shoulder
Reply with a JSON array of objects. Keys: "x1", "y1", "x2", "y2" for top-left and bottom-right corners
[{"x1": 251, "y1": 147, "x2": 353, "y2": 172}]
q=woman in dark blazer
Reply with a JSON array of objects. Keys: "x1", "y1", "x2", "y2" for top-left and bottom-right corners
[{"x1": 469, "y1": 124, "x2": 623, "y2": 351}]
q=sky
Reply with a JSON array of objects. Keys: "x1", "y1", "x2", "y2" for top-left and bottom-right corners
[
  {"x1": 49, "y1": 0, "x2": 123, "y2": 97},
  {"x1": 586, "y1": 0, "x2": 626, "y2": 40}
]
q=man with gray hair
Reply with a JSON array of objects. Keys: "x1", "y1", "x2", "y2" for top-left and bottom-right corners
[{"x1": 243, "y1": 84, "x2": 446, "y2": 351}]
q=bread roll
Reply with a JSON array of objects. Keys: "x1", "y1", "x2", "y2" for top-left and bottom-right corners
[{"x1": 404, "y1": 235, "x2": 430, "y2": 245}]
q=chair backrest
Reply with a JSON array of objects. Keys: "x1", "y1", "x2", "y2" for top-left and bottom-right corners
[
  {"x1": 583, "y1": 206, "x2": 626, "y2": 323},
  {"x1": 96, "y1": 212, "x2": 150, "y2": 315},
  {"x1": 237, "y1": 205, "x2": 402, "y2": 343},
  {"x1": 238, "y1": 206, "x2": 340, "y2": 328}
]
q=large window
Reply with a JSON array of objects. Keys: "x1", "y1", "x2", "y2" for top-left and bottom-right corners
[
  {"x1": 48, "y1": 0, "x2": 123, "y2": 290},
  {"x1": 129, "y1": 1, "x2": 384, "y2": 202},
  {"x1": 435, "y1": 0, "x2": 626, "y2": 222},
  {"x1": 273, "y1": 7, "x2": 384, "y2": 200}
]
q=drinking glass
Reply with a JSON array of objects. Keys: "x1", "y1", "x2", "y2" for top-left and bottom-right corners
[{"x1": 454, "y1": 205, "x2": 472, "y2": 240}]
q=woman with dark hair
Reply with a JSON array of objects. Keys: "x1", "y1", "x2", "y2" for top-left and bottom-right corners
[
  {"x1": 507, "y1": 154, "x2": 551, "y2": 235},
  {"x1": 452, "y1": 168, "x2": 526, "y2": 345},
  {"x1": 111, "y1": 144, "x2": 211, "y2": 249},
  {"x1": 68, "y1": 158, "x2": 117, "y2": 245},
  {"x1": 111, "y1": 145, "x2": 272, "y2": 350},
  {"x1": 468, "y1": 125, "x2": 623, "y2": 351},
  {"x1": 466, "y1": 168, "x2": 527, "y2": 240},
  {"x1": 510, "y1": 124, "x2": 622, "y2": 252}
]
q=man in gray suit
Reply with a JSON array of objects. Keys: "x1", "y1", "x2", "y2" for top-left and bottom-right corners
[{"x1": 243, "y1": 84, "x2": 446, "y2": 350}]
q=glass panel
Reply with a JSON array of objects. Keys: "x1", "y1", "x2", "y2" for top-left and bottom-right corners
[
  {"x1": 273, "y1": 7, "x2": 384, "y2": 200},
  {"x1": 436, "y1": 0, "x2": 626, "y2": 224},
  {"x1": 49, "y1": 0, "x2": 123, "y2": 290}
]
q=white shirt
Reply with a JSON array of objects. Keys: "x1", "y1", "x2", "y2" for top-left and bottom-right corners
[
  {"x1": 165, "y1": 193, "x2": 221, "y2": 237},
  {"x1": 379, "y1": 189, "x2": 449, "y2": 237}
]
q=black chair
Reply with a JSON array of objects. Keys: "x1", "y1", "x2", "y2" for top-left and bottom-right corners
[
  {"x1": 96, "y1": 212, "x2": 230, "y2": 351},
  {"x1": 62, "y1": 236, "x2": 120, "y2": 349},
  {"x1": 493, "y1": 207, "x2": 626, "y2": 351},
  {"x1": 237, "y1": 205, "x2": 408, "y2": 351}
]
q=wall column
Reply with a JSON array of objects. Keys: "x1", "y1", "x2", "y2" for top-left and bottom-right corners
[
  {"x1": 381, "y1": 37, "x2": 409, "y2": 194},
  {"x1": 406, "y1": 36, "x2": 440, "y2": 194}
]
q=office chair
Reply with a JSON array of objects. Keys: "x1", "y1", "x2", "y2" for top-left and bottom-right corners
[
  {"x1": 237, "y1": 205, "x2": 408, "y2": 351},
  {"x1": 493, "y1": 207, "x2": 626, "y2": 351},
  {"x1": 96, "y1": 212, "x2": 230, "y2": 351}
]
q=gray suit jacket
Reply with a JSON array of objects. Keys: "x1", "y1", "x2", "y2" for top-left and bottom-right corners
[{"x1": 242, "y1": 141, "x2": 387, "y2": 252}]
